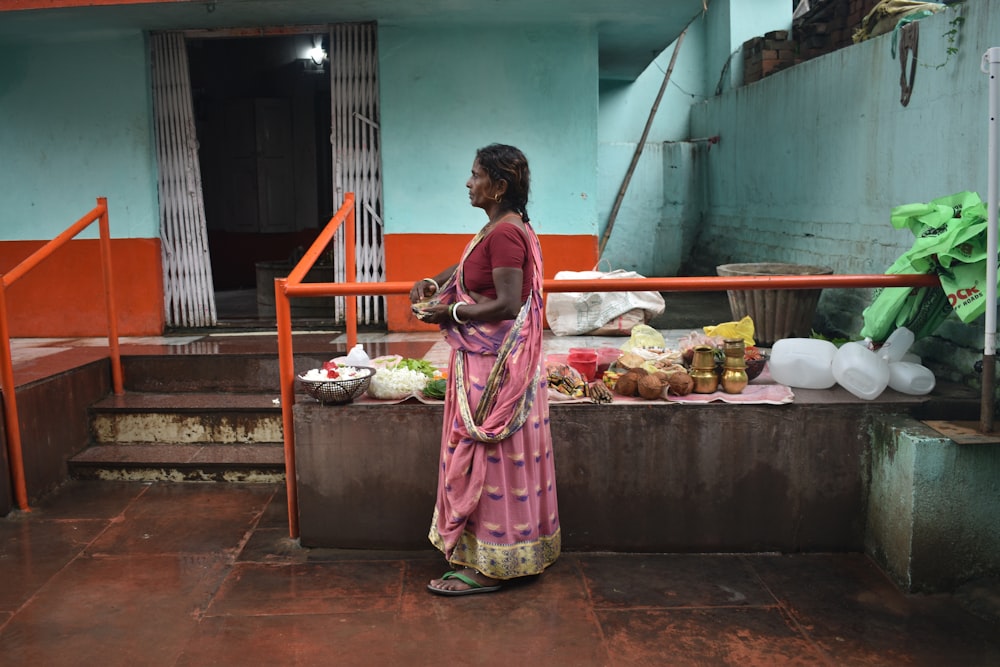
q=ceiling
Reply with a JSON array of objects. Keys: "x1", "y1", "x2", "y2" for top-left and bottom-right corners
[{"x1": 0, "y1": 0, "x2": 708, "y2": 80}]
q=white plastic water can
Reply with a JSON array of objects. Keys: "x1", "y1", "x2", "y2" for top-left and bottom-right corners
[
  {"x1": 832, "y1": 341, "x2": 890, "y2": 400},
  {"x1": 888, "y1": 361, "x2": 936, "y2": 395},
  {"x1": 877, "y1": 326, "x2": 915, "y2": 363},
  {"x1": 769, "y1": 338, "x2": 838, "y2": 389}
]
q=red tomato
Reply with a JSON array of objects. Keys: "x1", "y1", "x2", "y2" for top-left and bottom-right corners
[{"x1": 322, "y1": 360, "x2": 338, "y2": 371}]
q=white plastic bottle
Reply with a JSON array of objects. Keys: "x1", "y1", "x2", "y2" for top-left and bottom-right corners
[
  {"x1": 832, "y1": 341, "x2": 890, "y2": 400},
  {"x1": 877, "y1": 326, "x2": 915, "y2": 363},
  {"x1": 769, "y1": 338, "x2": 838, "y2": 389},
  {"x1": 888, "y1": 361, "x2": 936, "y2": 395}
]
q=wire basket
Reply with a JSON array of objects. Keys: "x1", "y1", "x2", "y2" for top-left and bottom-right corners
[
  {"x1": 745, "y1": 353, "x2": 769, "y2": 382},
  {"x1": 297, "y1": 367, "x2": 376, "y2": 405}
]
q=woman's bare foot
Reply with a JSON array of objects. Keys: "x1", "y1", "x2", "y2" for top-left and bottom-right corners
[{"x1": 427, "y1": 568, "x2": 502, "y2": 595}]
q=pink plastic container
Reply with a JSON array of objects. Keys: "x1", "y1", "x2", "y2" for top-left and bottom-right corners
[
  {"x1": 596, "y1": 347, "x2": 621, "y2": 378},
  {"x1": 568, "y1": 348, "x2": 598, "y2": 381}
]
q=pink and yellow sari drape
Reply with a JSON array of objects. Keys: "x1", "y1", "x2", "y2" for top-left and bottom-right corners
[{"x1": 427, "y1": 222, "x2": 560, "y2": 579}]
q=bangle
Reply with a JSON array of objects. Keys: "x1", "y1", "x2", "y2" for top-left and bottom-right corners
[
  {"x1": 422, "y1": 277, "x2": 439, "y2": 292},
  {"x1": 450, "y1": 302, "x2": 469, "y2": 324}
]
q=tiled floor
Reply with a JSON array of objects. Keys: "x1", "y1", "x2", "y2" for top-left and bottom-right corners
[
  {"x1": 1, "y1": 292, "x2": 999, "y2": 664},
  {"x1": 1, "y1": 480, "x2": 998, "y2": 667}
]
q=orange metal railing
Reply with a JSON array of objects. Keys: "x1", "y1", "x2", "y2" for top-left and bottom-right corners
[
  {"x1": 2, "y1": 197, "x2": 125, "y2": 511},
  {"x1": 274, "y1": 193, "x2": 942, "y2": 539}
]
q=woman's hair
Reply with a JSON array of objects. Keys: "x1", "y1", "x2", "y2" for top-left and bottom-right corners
[{"x1": 476, "y1": 143, "x2": 531, "y2": 222}]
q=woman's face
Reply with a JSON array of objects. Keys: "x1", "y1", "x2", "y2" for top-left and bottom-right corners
[{"x1": 466, "y1": 159, "x2": 498, "y2": 210}]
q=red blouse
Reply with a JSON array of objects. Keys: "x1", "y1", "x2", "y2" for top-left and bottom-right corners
[{"x1": 463, "y1": 222, "x2": 533, "y2": 302}]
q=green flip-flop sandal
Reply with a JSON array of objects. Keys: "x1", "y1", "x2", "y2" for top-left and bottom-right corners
[{"x1": 427, "y1": 570, "x2": 503, "y2": 596}]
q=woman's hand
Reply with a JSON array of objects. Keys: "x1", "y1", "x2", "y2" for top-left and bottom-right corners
[
  {"x1": 410, "y1": 278, "x2": 437, "y2": 304},
  {"x1": 409, "y1": 266, "x2": 457, "y2": 304},
  {"x1": 420, "y1": 303, "x2": 453, "y2": 325}
]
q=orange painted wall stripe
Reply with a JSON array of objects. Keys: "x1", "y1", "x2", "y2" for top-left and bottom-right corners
[
  {"x1": 384, "y1": 232, "x2": 598, "y2": 332},
  {"x1": 0, "y1": 0, "x2": 185, "y2": 10},
  {"x1": 0, "y1": 239, "x2": 164, "y2": 337}
]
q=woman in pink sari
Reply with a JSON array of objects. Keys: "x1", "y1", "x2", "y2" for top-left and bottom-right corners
[{"x1": 410, "y1": 144, "x2": 560, "y2": 596}]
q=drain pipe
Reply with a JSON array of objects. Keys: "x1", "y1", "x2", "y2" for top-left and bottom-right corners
[
  {"x1": 981, "y1": 47, "x2": 1000, "y2": 434},
  {"x1": 599, "y1": 29, "x2": 686, "y2": 258}
]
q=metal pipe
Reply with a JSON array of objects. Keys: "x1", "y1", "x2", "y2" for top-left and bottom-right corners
[
  {"x1": 287, "y1": 193, "x2": 354, "y2": 285},
  {"x1": 284, "y1": 273, "x2": 941, "y2": 299},
  {"x1": 2, "y1": 204, "x2": 104, "y2": 288},
  {"x1": 1, "y1": 198, "x2": 125, "y2": 509},
  {"x1": 981, "y1": 46, "x2": 1000, "y2": 433},
  {"x1": 97, "y1": 198, "x2": 124, "y2": 395},
  {"x1": 275, "y1": 277, "x2": 299, "y2": 539},
  {"x1": 0, "y1": 283, "x2": 28, "y2": 511},
  {"x1": 278, "y1": 194, "x2": 355, "y2": 538},
  {"x1": 345, "y1": 199, "x2": 358, "y2": 351}
]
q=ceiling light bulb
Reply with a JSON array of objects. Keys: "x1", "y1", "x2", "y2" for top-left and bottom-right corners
[{"x1": 307, "y1": 46, "x2": 326, "y2": 64}]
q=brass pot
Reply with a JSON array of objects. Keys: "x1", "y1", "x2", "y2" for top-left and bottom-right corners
[
  {"x1": 690, "y1": 346, "x2": 719, "y2": 393},
  {"x1": 691, "y1": 367, "x2": 719, "y2": 393},
  {"x1": 720, "y1": 367, "x2": 748, "y2": 394}
]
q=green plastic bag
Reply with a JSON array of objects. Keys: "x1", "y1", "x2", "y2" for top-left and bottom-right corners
[
  {"x1": 938, "y1": 260, "x2": 992, "y2": 323},
  {"x1": 860, "y1": 254, "x2": 952, "y2": 341},
  {"x1": 861, "y1": 191, "x2": 990, "y2": 340}
]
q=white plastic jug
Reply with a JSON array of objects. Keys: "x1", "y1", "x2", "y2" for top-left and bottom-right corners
[
  {"x1": 888, "y1": 361, "x2": 935, "y2": 395},
  {"x1": 832, "y1": 341, "x2": 889, "y2": 400},
  {"x1": 769, "y1": 338, "x2": 838, "y2": 389},
  {"x1": 877, "y1": 326, "x2": 915, "y2": 363}
]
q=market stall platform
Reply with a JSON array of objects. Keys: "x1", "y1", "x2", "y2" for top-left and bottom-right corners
[{"x1": 293, "y1": 366, "x2": 978, "y2": 554}]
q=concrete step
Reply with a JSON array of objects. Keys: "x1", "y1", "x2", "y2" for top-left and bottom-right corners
[
  {"x1": 72, "y1": 391, "x2": 288, "y2": 483},
  {"x1": 89, "y1": 392, "x2": 283, "y2": 445},
  {"x1": 68, "y1": 443, "x2": 284, "y2": 482},
  {"x1": 120, "y1": 352, "x2": 329, "y2": 393}
]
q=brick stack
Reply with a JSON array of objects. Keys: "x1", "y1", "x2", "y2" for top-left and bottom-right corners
[
  {"x1": 743, "y1": 30, "x2": 799, "y2": 85},
  {"x1": 743, "y1": 0, "x2": 883, "y2": 85}
]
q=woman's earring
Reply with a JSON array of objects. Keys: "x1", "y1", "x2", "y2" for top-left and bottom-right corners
[{"x1": 493, "y1": 193, "x2": 502, "y2": 202}]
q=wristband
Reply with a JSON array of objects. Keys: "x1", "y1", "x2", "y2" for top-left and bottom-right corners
[
  {"x1": 422, "y1": 277, "x2": 439, "y2": 292},
  {"x1": 450, "y1": 302, "x2": 469, "y2": 324}
]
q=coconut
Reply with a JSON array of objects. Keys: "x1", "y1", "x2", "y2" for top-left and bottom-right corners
[
  {"x1": 614, "y1": 374, "x2": 638, "y2": 397},
  {"x1": 618, "y1": 352, "x2": 646, "y2": 369},
  {"x1": 666, "y1": 372, "x2": 694, "y2": 396},
  {"x1": 637, "y1": 374, "x2": 663, "y2": 400}
]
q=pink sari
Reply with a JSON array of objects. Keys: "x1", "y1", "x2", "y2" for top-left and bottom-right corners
[{"x1": 427, "y1": 222, "x2": 561, "y2": 579}]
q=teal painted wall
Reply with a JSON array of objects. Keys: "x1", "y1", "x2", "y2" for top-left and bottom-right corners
[
  {"x1": 687, "y1": 2, "x2": 991, "y2": 381},
  {"x1": 868, "y1": 415, "x2": 1000, "y2": 592},
  {"x1": 597, "y1": 23, "x2": 707, "y2": 275},
  {"x1": 379, "y1": 23, "x2": 598, "y2": 237},
  {"x1": 0, "y1": 31, "x2": 158, "y2": 239},
  {"x1": 596, "y1": 0, "x2": 788, "y2": 275}
]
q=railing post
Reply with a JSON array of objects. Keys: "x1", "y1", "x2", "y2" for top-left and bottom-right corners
[
  {"x1": 345, "y1": 197, "x2": 358, "y2": 351},
  {"x1": 97, "y1": 197, "x2": 124, "y2": 395},
  {"x1": 275, "y1": 277, "x2": 299, "y2": 539},
  {"x1": 0, "y1": 281, "x2": 29, "y2": 511}
]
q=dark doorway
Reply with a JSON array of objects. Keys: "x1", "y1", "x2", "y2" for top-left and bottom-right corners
[{"x1": 187, "y1": 34, "x2": 333, "y2": 322}]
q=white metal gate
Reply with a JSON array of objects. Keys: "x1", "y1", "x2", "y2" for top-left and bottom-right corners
[
  {"x1": 152, "y1": 26, "x2": 384, "y2": 327},
  {"x1": 150, "y1": 32, "x2": 217, "y2": 328},
  {"x1": 331, "y1": 22, "x2": 385, "y2": 324}
]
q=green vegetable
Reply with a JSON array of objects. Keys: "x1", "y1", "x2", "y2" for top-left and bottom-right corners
[
  {"x1": 395, "y1": 358, "x2": 437, "y2": 377},
  {"x1": 422, "y1": 378, "x2": 447, "y2": 399}
]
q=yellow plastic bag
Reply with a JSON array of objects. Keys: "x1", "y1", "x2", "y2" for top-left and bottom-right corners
[
  {"x1": 703, "y1": 316, "x2": 756, "y2": 346},
  {"x1": 620, "y1": 324, "x2": 666, "y2": 353}
]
